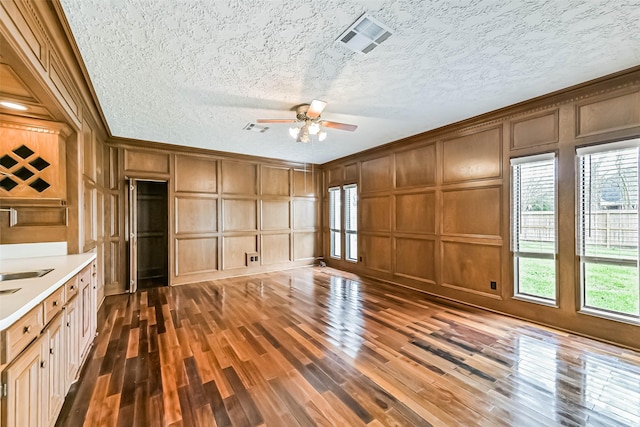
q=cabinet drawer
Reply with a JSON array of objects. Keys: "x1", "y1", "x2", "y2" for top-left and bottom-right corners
[
  {"x1": 44, "y1": 286, "x2": 65, "y2": 325},
  {"x1": 66, "y1": 275, "x2": 79, "y2": 300},
  {"x1": 2, "y1": 304, "x2": 43, "y2": 364},
  {"x1": 78, "y1": 264, "x2": 91, "y2": 290}
]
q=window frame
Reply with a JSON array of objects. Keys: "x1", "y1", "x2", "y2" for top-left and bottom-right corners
[
  {"x1": 344, "y1": 184, "x2": 358, "y2": 263},
  {"x1": 576, "y1": 139, "x2": 640, "y2": 324},
  {"x1": 328, "y1": 186, "x2": 341, "y2": 259},
  {"x1": 328, "y1": 184, "x2": 358, "y2": 263},
  {"x1": 510, "y1": 152, "x2": 558, "y2": 305}
]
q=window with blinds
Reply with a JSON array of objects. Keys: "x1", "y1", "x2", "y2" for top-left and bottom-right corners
[
  {"x1": 577, "y1": 140, "x2": 639, "y2": 318},
  {"x1": 344, "y1": 184, "x2": 358, "y2": 262},
  {"x1": 329, "y1": 186, "x2": 341, "y2": 258},
  {"x1": 511, "y1": 153, "x2": 557, "y2": 301}
]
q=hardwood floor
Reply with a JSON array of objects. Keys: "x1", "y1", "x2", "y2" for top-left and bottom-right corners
[{"x1": 57, "y1": 267, "x2": 640, "y2": 427}]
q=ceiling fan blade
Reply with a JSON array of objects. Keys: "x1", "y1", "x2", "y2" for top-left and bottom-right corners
[
  {"x1": 256, "y1": 119, "x2": 297, "y2": 123},
  {"x1": 319, "y1": 120, "x2": 358, "y2": 132},
  {"x1": 306, "y1": 99, "x2": 327, "y2": 119}
]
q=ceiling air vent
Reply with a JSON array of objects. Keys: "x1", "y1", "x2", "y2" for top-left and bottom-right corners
[
  {"x1": 336, "y1": 13, "x2": 393, "y2": 54},
  {"x1": 243, "y1": 123, "x2": 269, "y2": 133}
]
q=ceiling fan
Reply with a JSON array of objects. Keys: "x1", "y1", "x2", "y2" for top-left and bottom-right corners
[{"x1": 257, "y1": 100, "x2": 357, "y2": 143}]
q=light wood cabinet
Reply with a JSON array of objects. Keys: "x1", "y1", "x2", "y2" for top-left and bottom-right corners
[
  {"x1": 64, "y1": 296, "x2": 79, "y2": 386},
  {"x1": 0, "y1": 260, "x2": 97, "y2": 427},
  {"x1": 41, "y1": 316, "x2": 64, "y2": 427},
  {"x1": 3, "y1": 340, "x2": 40, "y2": 427},
  {"x1": 0, "y1": 116, "x2": 70, "y2": 200},
  {"x1": 78, "y1": 263, "x2": 94, "y2": 362}
]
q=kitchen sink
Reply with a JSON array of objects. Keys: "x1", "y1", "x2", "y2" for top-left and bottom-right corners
[{"x1": 0, "y1": 268, "x2": 53, "y2": 282}]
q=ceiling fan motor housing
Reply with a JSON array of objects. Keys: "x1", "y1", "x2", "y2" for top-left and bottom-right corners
[{"x1": 296, "y1": 104, "x2": 313, "y2": 121}]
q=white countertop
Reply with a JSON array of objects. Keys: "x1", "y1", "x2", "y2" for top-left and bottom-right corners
[{"x1": 0, "y1": 253, "x2": 96, "y2": 330}]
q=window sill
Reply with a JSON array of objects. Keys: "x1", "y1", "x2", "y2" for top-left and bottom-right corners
[
  {"x1": 578, "y1": 307, "x2": 640, "y2": 326},
  {"x1": 512, "y1": 294, "x2": 558, "y2": 308}
]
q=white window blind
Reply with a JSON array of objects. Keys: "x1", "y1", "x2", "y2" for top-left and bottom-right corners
[
  {"x1": 578, "y1": 147, "x2": 639, "y2": 260},
  {"x1": 329, "y1": 187, "x2": 341, "y2": 258},
  {"x1": 578, "y1": 143, "x2": 639, "y2": 317},
  {"x1": 344, "y1": 184, "x2": 358, "y2": 262},
  {"x1": 511, "y1": 154, "x2": 557, "y2": 301}
]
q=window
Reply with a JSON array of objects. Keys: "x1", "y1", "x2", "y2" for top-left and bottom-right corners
[
  {"x1": 345, "y1": 184, "x2": 358, "y2": 262},
  {"x1": 329, "y1": 186, "x2": 341, "y2": 258},
  {"x1": 328, "y1": 184, "x2": 358, "y2": 262},
  {"x1": 578, "y1": 140, "x2": 639, "y2": 319},
  {"x1": 511, "y1": 154, "x2": 557, "y2": 302}
]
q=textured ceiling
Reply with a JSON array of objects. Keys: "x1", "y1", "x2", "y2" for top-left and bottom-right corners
[{"x1": 59, "y1": 0, "x2": 640, "y2": 164}]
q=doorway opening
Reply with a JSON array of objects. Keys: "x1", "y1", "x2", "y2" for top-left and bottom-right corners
[{"x1": 128, "y1": 179, "x2": 169, "y2": 292}]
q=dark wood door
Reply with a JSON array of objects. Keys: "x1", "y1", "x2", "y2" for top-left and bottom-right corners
[{"x1": 136, "y1": 181, "x2": 168, "y2": 287}]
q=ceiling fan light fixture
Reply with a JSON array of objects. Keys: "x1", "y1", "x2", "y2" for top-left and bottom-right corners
[
  {"x1": 318, "y1": 131, "x2": 327, "y2": 142},
  {"x1": 308, "y1": 122, "x2": 320, "y2": 135},
  {"x1": 289, "y1": 127, "x2": 300, "y2": 138}
]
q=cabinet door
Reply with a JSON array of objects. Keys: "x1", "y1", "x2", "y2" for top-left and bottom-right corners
[
  {"x1": 65, "y1": 296, "x2": 80, "y2": 385},
  {"x1": 3, "y1": 339, "x2": 41, "y2": 427},
  {"x1": 90, "y1": 262, "x2": 97, "y2": 344},
  {"x1": 79, "y1": 270, "x2": 92, "y2": 362},
  {"x1": 41, "y1": 316, "x2": 65, "y2": 427}
]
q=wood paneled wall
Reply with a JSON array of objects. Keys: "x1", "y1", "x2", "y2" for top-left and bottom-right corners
[
  {"x1": 322, "y1": 67, "x2": 640, "y2": 350},
  {"x1": 109, "y1": 142, "x2": 321, "y2": 292}
]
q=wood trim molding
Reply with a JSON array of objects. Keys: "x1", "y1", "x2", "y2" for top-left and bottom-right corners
[
  {"x1": 0, "y1": 113, "x2": 71, "y2": 137},
  {"x1": 110, "y1": 137, "x2": 318, "y2": 170}
]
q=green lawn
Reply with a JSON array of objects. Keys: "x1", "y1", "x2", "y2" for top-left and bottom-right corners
[{"x1": 518, "y1": 256, "x2": 639, "y2": 315}]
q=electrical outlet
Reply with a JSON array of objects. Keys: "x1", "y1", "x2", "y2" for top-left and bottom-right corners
[
  {"x1": 490, "y1": 281, "x2": 497, "y2": 290},
  {"x1": 246, "y1": 252, "x2": 259, "y2": 266}
]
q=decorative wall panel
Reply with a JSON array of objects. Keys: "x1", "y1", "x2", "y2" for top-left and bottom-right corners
[
  {"x1": 293, "y1": 232, "x2": 316, "y2": 261},
  {"x1": 327, "y1": 166, "x2": 343, "y2": 186},
  {"x1": 261, "y1": 200, "x2": 290, "y2": 230},
  {"x1": 361, "y1": 196, "x2": 391, "y2": 232},
  {"x1": 577, "y1": 90, "x2": 640, "y2": 137},
  {"x1": 293, "y1": 199, "x2": 316, "y2": 230},
  {"x1": 293, "y1": 169, "x2": 317, "y2": 197},
  {"x1": 344, "y1": 163, "x2": 358, "y2": 182},
  {"x1": 395, "y1": 144, "x2": 436, "y2": 188},
  {"x1": 124, "y1": 150, "x2": 169, "y2": 174},
  {"x1": 175, "y1": 155, "x2": 217, "y2": 193},
  {"x1": 222, "y1": 199, "x2": 257, "y2": 231},
  {"x1": 442, "y1": 127, "x2": 502, "y2": 183},
  {"x1": 261, "y1": 234, "x2": 290, "y2": 265},
  {"x1": 361, "y1": 156, "x2": 392, "y2": 193},
  {"x1": 395, "y1": 192, "x2": 435, "y2": 234},
  {"x1": 441, "y1": 241, "x2": 501, "y2": 296},
  {"x1": 176, "y1": 237, "x2": 218, "y2": 275},
  {"x1": 442, "y1": 187, "x2": 501, "y2": 237},
  {"x1": 511, "y1": 110, "x2": 559, "y2": 149},
  {"x1": 395, "y1": 237, "x2": 435, "y2": 282},
  {"x1": 362, "y1": 235, "x2": 391, "y2": 272},
  {"x1": 261, "y1": 166, "x2": 290, "y2": 196},
  {"x1": 175, "y1": 196, "x2": 217, "y2": 234},
  {"x1": 223, "y1": 235, "x2": 257, "y2": 270},
  {"x1": 222, "y1": 161, "x2": 256, "y2": 195}
]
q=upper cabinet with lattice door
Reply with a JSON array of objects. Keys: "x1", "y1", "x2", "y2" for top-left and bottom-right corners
[{"x1": 0, "y1": 115, "x2": 70, "y2": 200}]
